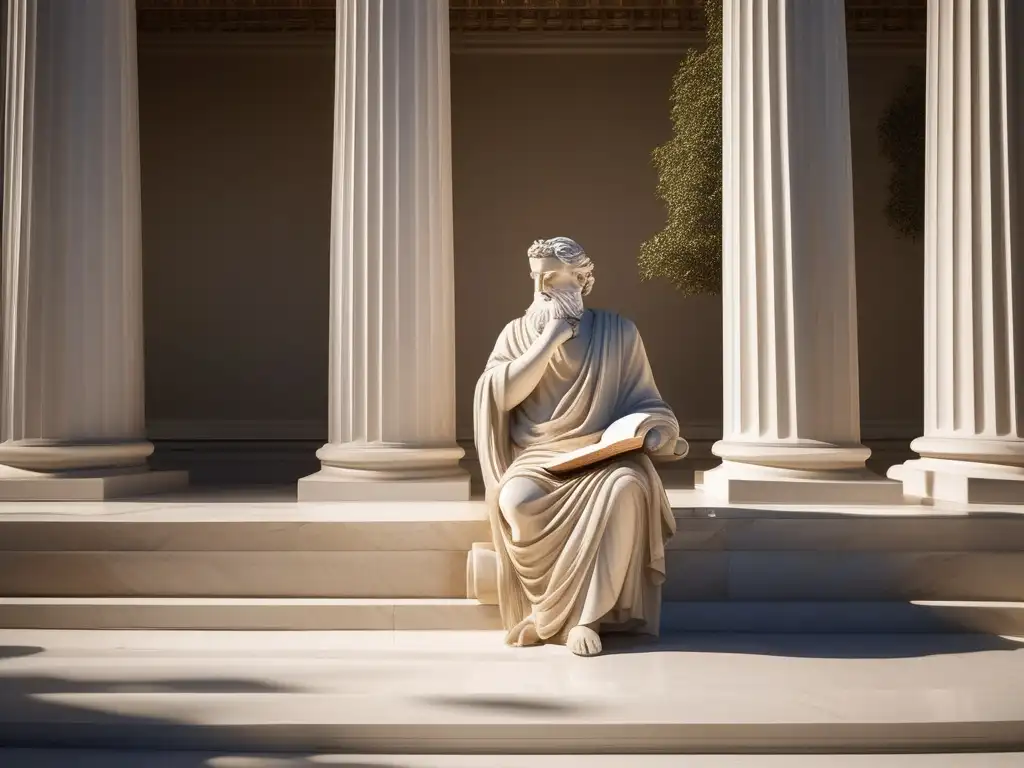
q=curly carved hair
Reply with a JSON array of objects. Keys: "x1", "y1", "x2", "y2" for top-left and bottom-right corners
[{"x1": 527, "y1": 237, "x2": 595, "y2": 296}]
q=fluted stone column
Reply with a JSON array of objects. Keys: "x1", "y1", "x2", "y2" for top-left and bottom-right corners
[
  {"x1": 888, "y1": 0, "x2": 1024, "y2": 504},
  {"x1": 0, "y1": 1, "x2": 185, "y2": 500},
  {"x1": 298, "y1": 0, "x2": 469, "y2": 501},
  {"x1": 699, "y1": 0, "x2": 901, "y2": 504}
]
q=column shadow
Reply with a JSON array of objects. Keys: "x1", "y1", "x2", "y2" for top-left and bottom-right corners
[
  {"x1": 600, "y1": 629, "x2": 1024, "y2": 658},
  {"x1": 0, "y1": 646, "x2": 405, "y2": 767}
]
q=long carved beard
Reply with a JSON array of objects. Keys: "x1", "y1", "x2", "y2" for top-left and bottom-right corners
[{"x1": 525, "y1": 287, "x2": 585, "y2": 336}]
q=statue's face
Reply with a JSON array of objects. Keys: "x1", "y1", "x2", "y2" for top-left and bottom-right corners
[
  {"x1": 530, "y1": 256, "x2": 583, "y2": 296},
  {"x1": 525, "y1": 256, "x2": 586, "y2": 334}
]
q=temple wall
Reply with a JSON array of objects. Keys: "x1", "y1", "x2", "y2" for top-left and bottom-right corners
[{"x1": 137, "y1": 40, "x2": 925, "y2": 442}]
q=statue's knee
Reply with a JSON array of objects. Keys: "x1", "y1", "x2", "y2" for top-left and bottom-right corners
[
  {"x1": 498, "y1": 478, "x2": 541, "y2": 542},
  {"x1": 498, "y1": 478, "x2": 538, "y2": 523},
  {"x1": 498, "y1": 481, "x2": 522, "y2": 523}
]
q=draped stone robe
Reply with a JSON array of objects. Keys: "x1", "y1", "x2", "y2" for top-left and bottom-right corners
[{"x1": 474, "y1": 308, "x2": 678, "y2": 644}]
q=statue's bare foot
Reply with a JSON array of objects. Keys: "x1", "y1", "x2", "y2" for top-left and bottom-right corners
[
  {"x1": 506, "y1": 616, "x2": 542, "y2": 647},
  {"x1": 567, "y1": 624, "x2": 603, "y2": 657}
]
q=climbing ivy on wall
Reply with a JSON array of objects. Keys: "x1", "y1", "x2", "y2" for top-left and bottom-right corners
[
  {"x1": 878, "y1": 65, "x2": 926, "y2": 241},
  {"x1": 638, "y1": 0, "x2": 722, "y2": 296}
]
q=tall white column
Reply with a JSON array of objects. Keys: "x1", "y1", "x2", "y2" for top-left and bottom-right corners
[
  {"x1": 699, "y1": 0, "x2": 901, "y2": 504},
  {"x1": 0, "y1": 0, "x2": 185, "y2": 500},
  {"x1": 298, "y1": 0, "x2": 469, "y2": 501},
  {"x1": 889, "y1": 0, "x2": 1024, "y2": 504}
]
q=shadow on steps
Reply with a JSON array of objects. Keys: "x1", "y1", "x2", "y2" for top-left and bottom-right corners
[
  {"x1": 0, "y1": 645, "x2": 392, "y2": 766},
  {"x1": 599, "y1": 630, "x2": 1024, "y2": 658}
]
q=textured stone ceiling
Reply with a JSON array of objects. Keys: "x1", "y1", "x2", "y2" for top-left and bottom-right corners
[{"x1": 135, "y1": 1, "x2": 926, "y2": 42}]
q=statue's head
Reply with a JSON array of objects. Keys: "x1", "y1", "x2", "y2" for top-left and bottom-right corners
[{"x1": 525, "y1": 237, "x2": 593, "y2": 334}]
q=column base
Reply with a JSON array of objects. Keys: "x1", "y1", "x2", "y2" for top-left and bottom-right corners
[
  {"x1": 0, "y1": 466, "x2": 188, "y2": 501},
  {"x1": 299, "y1": 442, "x2": 471, "y2": 502},
  {"x1": 0, "y1": 439, "x2": 155, "y2": 472},
  {"x1": 697, "y1": 462, "x2": 904, "y2": 504},
  {"x1": 888, "y1": 458, "x2": 1024, "y2": 504}
]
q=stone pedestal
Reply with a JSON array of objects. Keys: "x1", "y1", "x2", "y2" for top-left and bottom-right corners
[
  {"x1": 298, "y1": 0, "x2": 469, "y2": 502},
  {"x1": 465, "y1": 542, "x2": 498, "y2": 606},
  {"x1": 888, "y1": 0, "x2": 1024, "y2": 504},
  {"x1": 0, "y1": 0, "x2": 185, "y2": 500},
  {"x1": 699, "y1": 0, "x2": 901, "y2": 504}
]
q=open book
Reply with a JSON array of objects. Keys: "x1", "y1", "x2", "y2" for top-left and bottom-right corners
[{"x1": 543, "y1": 412, "x2": 687, "y2": 475}]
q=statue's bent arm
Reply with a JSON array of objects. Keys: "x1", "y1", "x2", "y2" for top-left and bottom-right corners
[{"x1": 497, "y1": 323, "x2": 564, "y2": 412}]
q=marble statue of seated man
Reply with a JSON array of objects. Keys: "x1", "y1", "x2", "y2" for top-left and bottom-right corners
[{"x1": 473, "y1": 237, "x2": 683, "y2": 657}]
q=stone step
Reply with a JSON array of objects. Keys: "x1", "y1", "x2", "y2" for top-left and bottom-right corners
[
  {"x1": 2, "y1": 597, "x2": 1022, "y2": 634},
  {"x1": 3, "y1": 492, "x2": 1023, "y2": 602},
  {"x1": 0, "y1": 629, "x2": 1020, "y2": 754},
  {"x1": 661, "y1": 600, "x2": 1024, "y2": 635},
  {"x1": 0, "y1": 550, "x2": 469, "y2": 598},
  {"x1": 0, "y1": 498, "x2": 491, "y2": 552},
  {"x1": 0, "y1": 597, "x2": 499, "y2": 631},
  {"x1": 3, "y1": 548, "x2": 1022, "y2": 600},
  {"x1": 3, "y1": 500, "x2": 1023, "y2": 552},
  {"x1": 3, "y1": 751, "x2": 1023, "y2": 767},
  {"x1": 660, "y1": 550, "x2": 1024, "y2": 601}
]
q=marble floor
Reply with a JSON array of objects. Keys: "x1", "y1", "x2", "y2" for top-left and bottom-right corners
[{"x1": 0, "y1": 629, "x2": 1022, "y2": 755}]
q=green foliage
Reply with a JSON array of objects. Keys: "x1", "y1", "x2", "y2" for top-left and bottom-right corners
[
  {"x1": 878, "y1": 66, "x2": 926, "y2": 240},
  {"x1": 640, "y1": 5, "x2": 924, "y2": 292},
  {"x1": 638, "y1": 0, "x2": 722, "y2": 296}
]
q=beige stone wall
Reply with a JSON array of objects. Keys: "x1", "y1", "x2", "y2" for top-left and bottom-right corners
[{"x1": 138, "y1": 39, "x2": 925, "y2": 442}]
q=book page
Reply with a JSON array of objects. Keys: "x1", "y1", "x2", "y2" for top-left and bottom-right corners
[{"x1": 599, "y1": 412, "x2": 654, "y2": 445}]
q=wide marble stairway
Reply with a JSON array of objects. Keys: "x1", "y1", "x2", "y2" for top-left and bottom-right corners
[{"x1": 0, "y1": 475, "x2": 1023, "y2": 765}]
